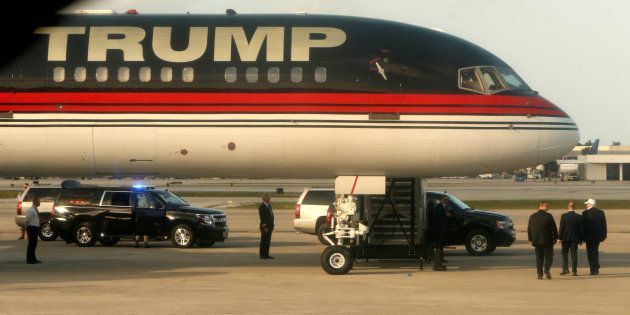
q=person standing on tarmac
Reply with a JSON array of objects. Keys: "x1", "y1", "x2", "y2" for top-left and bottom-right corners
[
  {"x1": 527, "y1": 201, "x2": 558, "y2": 279},
  {"x1": 582, "y1": 198, "x2": 607, "y2": 275},
  {"x1": 25, "y1": 197, "x2": 42, "y2": 264},
  {"x1": 559, "y1": 201, "x2": 583, "y2": 276},
  {"x1": 18, "y1": 182, "x2": 29, "y2": 240},
  {"x1": 258, "y1": 193, "x2": 275, "y2": 259},
  {"x1": 432, "y1": 195, "x2": 451, "y2": 271}
]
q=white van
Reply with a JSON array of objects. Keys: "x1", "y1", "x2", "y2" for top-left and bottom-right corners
[
  {"x1": 15, "y1": 186, "x2": 61, "y2": 241},
  {"x1": 293, "y1": 188, "x2": 335, "y2": 244}
]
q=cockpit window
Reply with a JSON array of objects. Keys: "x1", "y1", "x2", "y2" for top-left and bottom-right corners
[
  {"x1": 496, "y1": 67, "x2": 530, "y2": 91},
  {"x1": 458, "y1": 66, "x2": 530, "y2": 95},
  {"x1": 459, "y1": 68, "x2": 483, "y2": 94}
]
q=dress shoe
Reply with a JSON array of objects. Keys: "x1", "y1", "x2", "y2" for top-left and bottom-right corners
[
  {"x1": 260, "y1": 256, "x2": 274, "y2": 259},
  {"x1": 572, "y1": 272, "x2": 578, "y2": 276},
  {"x1": 433, "y1": 266, "x2": 446, "y2": 271},
  {"x1": 537, "y1": 275, "x2": 543, "y2": 280},
  {"x1": 35, "y1": 260, "x2": 42, "y2": 264},
  {"x1": 560, "y1": 271, "x2": 569, "y2": 276},
  {"x1": 545, "y1": 272, "x2": 552, "y2": 280}
]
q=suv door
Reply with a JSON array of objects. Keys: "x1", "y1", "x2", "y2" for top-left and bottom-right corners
[
  {"x1": 100, "y1": 191, "x2": 133, "y2": 236},
  {"x1": 133, "y1": 192, "x2": 167, "y2": 237}
]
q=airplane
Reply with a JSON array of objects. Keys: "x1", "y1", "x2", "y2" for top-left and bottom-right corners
[{"x1": 0, "y1": 12, "x2": 579, "y2": 178}]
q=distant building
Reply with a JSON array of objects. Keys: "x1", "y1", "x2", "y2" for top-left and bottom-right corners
[{"x1": 557, "y1": 145, "x2": 630, "y2": 181}]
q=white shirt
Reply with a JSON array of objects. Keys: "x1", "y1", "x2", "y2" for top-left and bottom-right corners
[{"x1": 24, "y1": 205, "x2": 40, "y2": 227}]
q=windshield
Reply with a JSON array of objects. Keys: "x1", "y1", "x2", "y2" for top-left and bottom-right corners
[
  {"x1": 447, "y1": 194, "x2": 471, "y2": 211},
  {"x1": 152, "y1": 190, "x2": 189, "y2": 207},
  {"x1": 458, "y1": 66, "x2": 531, "y2": 94}
]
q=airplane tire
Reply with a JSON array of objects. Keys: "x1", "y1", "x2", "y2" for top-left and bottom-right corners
[{"x1": 321, "y1": 245, "x2": 353, "y2": 275}]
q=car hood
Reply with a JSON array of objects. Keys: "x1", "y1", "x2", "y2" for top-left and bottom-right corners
[
  {"x1": 175, "y1": 206, "x2": 225, "y2": 215},
  {"x1": 469, "y1": 209, "x2": 511, "y2": 220}
]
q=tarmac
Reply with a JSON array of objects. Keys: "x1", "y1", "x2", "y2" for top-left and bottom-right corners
[{"x1": 1, "y1": 192, "x2": 629, "y2": 314}]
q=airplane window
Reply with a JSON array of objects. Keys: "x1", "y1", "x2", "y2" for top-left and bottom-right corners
[
  {"x1": 161, "y1": 67, "x2": 172, "y2": 82},
  {"x1": 53, "y1": 67, "x2": 64, "y2": 82},
  {"x1": 458, "y1": 67, "x2": 483, "y2": 94},
  {"x1": 182, "y1": 67, "x2": 194, "y2": 83},
  {"x1": 479, "y1": 67, "x2": 507, "y2": 92},
  {"x1": 246, "y1": 67, "x2": 258, "y2": 83},
  {"x1": 314, "y1": 67, "x2": 327, "y2": 83},
  {"x1": 268, "y1": 67, "x2": 280, "y2": 83},
  {"x1": 225, "y1": 67, "x2": 237, "y2": 83},
  {"x1": 139, "y1": 67, "x2": 151, "y2": 82},
  {"x1": 290, "y1": 67, "x2": 302, "y2": 83},
  {"x1": 118, "y1": 67, "x2": 130, "y2": 82},
  {"x1": 497, "y1": 67, "x2": 530, "y2": 91},
  {"x1": 96, "y1": 67, "x2": 108, "y2": 82},
  {"x1": 74, "y1": 67, "x2": 86, "y2": 82}
]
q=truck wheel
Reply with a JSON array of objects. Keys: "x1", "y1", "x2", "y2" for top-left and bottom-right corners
[
  {"x1": 321, "y1": 245, "x2": 353, "y2": 275},
  {"x1": 99, "y1": 237, "x2": 120, "y2": 246},
  {"x1": 316, "y1": 220, "x2": 335, "y2": 245},
  {"x1": 39, "y1": 220, "x2": 58, "y2": 241},
  {"x1": 465, "y1": 229, "x2": 495, "y2": 256},
  {"x1": 197, "y1": 239, "x2": 215, "y2": 247},
  {"x1": 74, "y1": 222, "x2": 98, "y2": 247},
  {"x1": 171, "y1": 224, "x2": 195, "y2": 248}
]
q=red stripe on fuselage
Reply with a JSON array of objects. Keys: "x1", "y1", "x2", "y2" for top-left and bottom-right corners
[{"x1": 0, "y1": 92, "x2": 567, "y2": 116}]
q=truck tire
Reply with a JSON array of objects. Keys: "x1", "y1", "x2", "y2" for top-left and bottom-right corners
[
  {"x1": 316, "y1": 219, "x2": 334, "y2": 245},
  {"x1": 465, "y1": 229, "x2": 496, "y2": 256},
  {"x1": 39, "y1": 219, "x2": 58, "y2": 241},
  {"x1": 73, "y1": 222, "x2": 98, "y2": 247},
  {"x1": 99, "y1": 237, "x2": 120, "y2": 246},
  {"x1": 321, "y1": 245, "x2": 353, "y2": 275},
  {"x1": 171, "y1": 224, "x2": 195, "y2": 248}
]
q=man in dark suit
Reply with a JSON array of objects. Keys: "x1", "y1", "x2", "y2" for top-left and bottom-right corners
[
  {"x1": 258, "y1": 193, "x2": 275, "y2": 259},
  {"x1": 582, "y1": 198, "x2": 607, "y2": 275},
  {"x1": 559, "y1": 201, "x2": 582, "y2": 276},
  {"x1": 527, "y1": 201, "x2": 558, "y2": 279},
  {"x1": 431, "y1": 195, "x2": 451, "y2": 271}
]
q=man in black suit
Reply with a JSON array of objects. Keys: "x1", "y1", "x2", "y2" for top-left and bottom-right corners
[
  {"x1": 527, "y1": 201, "x2": 558, "y2": 279},
  {"x1": 258, "y1": 193, "x2": 275, "y2": 259},
  {"x1": 431, "y1": 195, "x2": 451, "y2": 271},
  {"x1": 559, "y1": 201, "x2": 582, "y2": 276},
  {"x1": 582, "y1": 198, "x2": 607, "y2": 275}
]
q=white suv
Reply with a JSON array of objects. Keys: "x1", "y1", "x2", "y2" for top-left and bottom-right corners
[
  {"x1": 293, "y1": 188, "x2": 335, "y2": 244},
  {"x1": 15, "y1": 186, "x2": 61, "y2": 241}
]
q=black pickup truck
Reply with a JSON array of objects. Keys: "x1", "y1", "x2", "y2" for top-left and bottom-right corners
[{"x1": 50, "y1": 186, "x2": 228, "y2": 248}]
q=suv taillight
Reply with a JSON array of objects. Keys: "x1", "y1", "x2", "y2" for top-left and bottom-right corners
[
  {"x1": 326, "y1": 206, "x2": 333, "y2": 228},
  {"x1": 17, "y1": 201, "x2": 22, "y2": 215},
  {"x1": 51, "y1": 202, "x2": 56, "y2": 216},
  {"x1": 295, "y1": 204, "x2": 301, "y2": 219}
]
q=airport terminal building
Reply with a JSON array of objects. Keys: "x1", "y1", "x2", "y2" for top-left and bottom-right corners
[{"x1": 558, "y1": 145, "x2": 630, "y2": 181}]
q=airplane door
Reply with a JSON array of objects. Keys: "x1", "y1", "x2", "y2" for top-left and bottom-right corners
[{"x1": 93, "y1": 126, "x2": 158, "y2": 176}]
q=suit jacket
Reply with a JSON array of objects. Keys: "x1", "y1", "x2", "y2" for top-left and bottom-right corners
[
  {"x1": 559, "y1": 211, "x2": 583, "y2": 242},
  {"x1": 527, "y1": 210, "x2": 558, "y2": 246},
  {"x1": 582, "y1": 207, "x2": 607, "y2": 242},
  {"x1": 258, "y1": 202, "x2": 275, "y2": 231}
]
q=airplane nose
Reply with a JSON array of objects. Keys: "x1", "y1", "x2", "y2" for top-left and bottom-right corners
[{"x1": 537, "y1": 114, "x2": 580, "y2": 164}]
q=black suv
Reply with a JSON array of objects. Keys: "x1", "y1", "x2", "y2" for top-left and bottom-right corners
[
  {"x1": 427, "y1": 191, "x2": 516, "y2": 255},
  {"x1": 50, "y1": 186, "x2": 228, "y2": 248}
]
